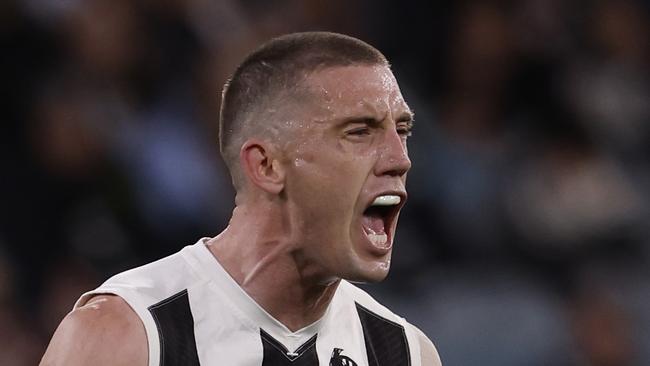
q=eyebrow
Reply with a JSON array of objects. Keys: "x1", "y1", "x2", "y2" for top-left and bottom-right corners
[
  {"x1": 396, "y1": 110, "x2": 415, "y2": 127},
  {"x1": 340, "y1": 110, "x2": 415, "y2": 127},
  {"x1": 397, "y1": 111, "x2": 414, "y2": 120}
]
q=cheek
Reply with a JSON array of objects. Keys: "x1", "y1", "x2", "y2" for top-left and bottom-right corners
[
  {"x1": 287, "y1": 137, "x2": 375, "y2": 210},
  {"x1": 289, "y1": 160, "x2": 357, "y2": 227}
]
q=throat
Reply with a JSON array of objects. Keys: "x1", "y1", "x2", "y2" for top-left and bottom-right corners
[
  {"x1": 253, "y1": 278, "x2": 340, "y2": 332},
  {"x1": 233, "y1": 244, "x2": 341, "y2": 332}
]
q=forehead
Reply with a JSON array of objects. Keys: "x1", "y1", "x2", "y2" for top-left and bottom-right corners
[{"x1": 300, "y1": 65, "x2": 410, "y2": 120}]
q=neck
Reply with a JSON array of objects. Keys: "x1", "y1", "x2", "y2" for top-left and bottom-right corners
[{"x1": 206, "y1": 203, "x2": 339, "y2": 332}]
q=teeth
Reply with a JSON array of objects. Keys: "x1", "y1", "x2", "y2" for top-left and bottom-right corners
[
  {"x1": 368, "y1": 233, "x2": 388, "y2": 246},
  {"x1": 372, "y1": 195, "x2": 401, "y2": 206}
]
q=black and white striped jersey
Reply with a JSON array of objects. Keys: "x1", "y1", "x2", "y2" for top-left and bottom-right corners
[{"x1": 75, "y1": 239, "x2": 424, "y2": 366}]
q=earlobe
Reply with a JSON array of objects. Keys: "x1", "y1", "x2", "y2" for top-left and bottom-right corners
[{"x1": 240, "y1": 140, "x2": 285, "y2": 194}]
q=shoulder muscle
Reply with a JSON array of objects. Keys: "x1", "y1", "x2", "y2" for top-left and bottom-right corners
[{"x1": 40, "y1": 295, "x2": 148, "y2": 366}]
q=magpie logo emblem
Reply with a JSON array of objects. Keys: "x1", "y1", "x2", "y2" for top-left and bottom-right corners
[{"x1": 329, "y1": 348, "x2": 358, "y2": 366}]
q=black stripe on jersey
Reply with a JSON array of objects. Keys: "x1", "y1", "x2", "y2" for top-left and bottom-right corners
[
  {"x1": 148, "y1": 289, "x2": 200, "y2": 366},
  {"x1": 261, "y1": 329, "x2": 319, "y2": 365},
  {"x1": 356, "y1": 302, "x2": 411, "y2": 366}
]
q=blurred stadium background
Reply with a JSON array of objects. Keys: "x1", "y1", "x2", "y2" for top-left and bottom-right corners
[{"x1": 2, "y1": 0, "x2": 650, "y2": 365}]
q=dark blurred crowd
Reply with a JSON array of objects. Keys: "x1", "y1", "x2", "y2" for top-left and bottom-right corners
[{"x1": 1, "y1": 0, "x2": 649, "y2": 365}]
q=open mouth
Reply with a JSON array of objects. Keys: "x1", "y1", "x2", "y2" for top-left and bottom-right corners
[{"x1": 361, "y1": 194, "x2": 403, "y2": 251}]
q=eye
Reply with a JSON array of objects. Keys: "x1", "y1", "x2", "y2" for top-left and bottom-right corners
[
  {"x1": 397, "y1": 123, "x2": 413, "y2": 139},
  {"x1": 341, "y1": 117, "x2": 381, "y2": 141},
  {"x1": 347, "y1": 127, "x2": 371, "y2": 136}
]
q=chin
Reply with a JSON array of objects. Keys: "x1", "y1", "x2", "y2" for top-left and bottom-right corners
[{"x1": 342, "y1": 258, "x2": 392, "y2": 284}]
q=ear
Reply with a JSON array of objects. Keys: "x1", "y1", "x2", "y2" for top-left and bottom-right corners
[{"x1": 240, "y1": 139, "x2": 285, "y2": 194}]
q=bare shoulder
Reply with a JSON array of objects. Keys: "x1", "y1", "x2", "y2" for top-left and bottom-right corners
[
  {"x1": 409, "y1": 324, "x2": 442, "y2": 366},
  {"x1": 40, "y1": 295, "x2": 148, "y2": 366}
]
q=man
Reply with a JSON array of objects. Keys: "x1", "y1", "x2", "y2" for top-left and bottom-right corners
[{"x1": 40, "y1": 32, "x2": 442, "y2": 366}]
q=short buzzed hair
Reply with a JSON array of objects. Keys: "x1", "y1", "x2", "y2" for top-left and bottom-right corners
[{"x1": 219, "y1": 31, "x2": 389, "y2": 190}]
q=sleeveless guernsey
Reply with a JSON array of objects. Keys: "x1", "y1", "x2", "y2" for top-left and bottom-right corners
[{"x1": 75, "y1": 239, "x2": 423, "y2": 366}]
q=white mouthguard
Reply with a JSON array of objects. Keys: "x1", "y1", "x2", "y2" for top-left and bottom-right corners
[{"x1": 371, "y1": 195, "x2": 401, "y2": 206}]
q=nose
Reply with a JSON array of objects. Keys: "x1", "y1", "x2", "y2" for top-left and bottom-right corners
[{"x1": 375, "y1": 128, "x2": 411, "y2": 177}]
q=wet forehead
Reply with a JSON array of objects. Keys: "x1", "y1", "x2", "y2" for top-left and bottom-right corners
[{"x1": 302, "y1": 65, "x2": 411, "y2": 122}]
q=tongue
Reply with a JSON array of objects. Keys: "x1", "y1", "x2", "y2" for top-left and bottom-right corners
[{"x1": 362, "y1": 212, "x2": 385, "y2": 234}]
